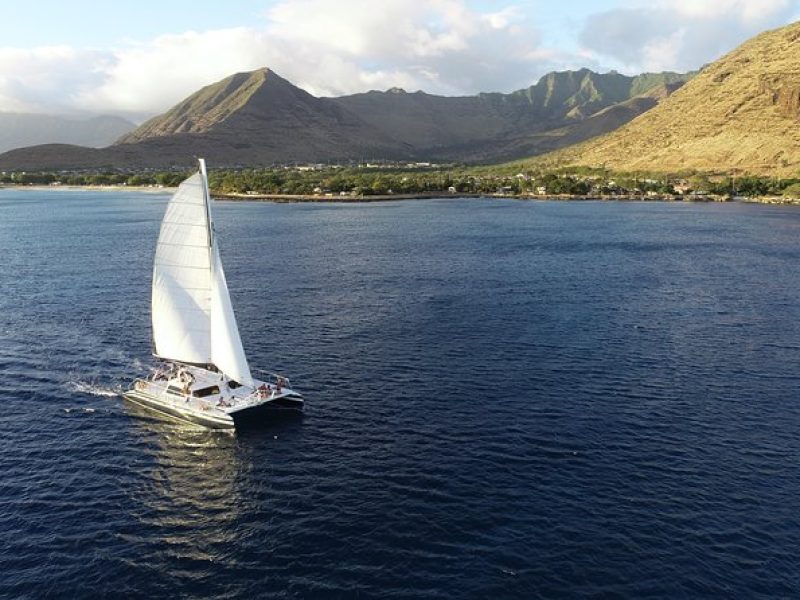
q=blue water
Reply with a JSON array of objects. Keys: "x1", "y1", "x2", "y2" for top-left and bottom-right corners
[{"x1": 1, "y1": 190, "x2": 799, "y2": 598}]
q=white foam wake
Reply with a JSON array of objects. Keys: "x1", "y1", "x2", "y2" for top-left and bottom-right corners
[{"x1": 66, "y1": 380, "x2": 121, "y2": 398}]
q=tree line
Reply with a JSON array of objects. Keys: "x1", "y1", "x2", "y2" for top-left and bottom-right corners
[{"x1": 2, "y1": 166, "x2": 800, "y2": 199}]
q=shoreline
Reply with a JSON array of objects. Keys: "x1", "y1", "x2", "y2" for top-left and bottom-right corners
[
  {"x1": 0, "y1": 184, "x2": 177, "y2": 194},
  {"x1": 195, "y1": 191, "x2": 800, "y2": 205},
  {"x1": 213, "y1": 192, "x2": 483, "y2": 202},
  {"x1": 3, "y1": 184, "x2": 800, "y2": 205}
]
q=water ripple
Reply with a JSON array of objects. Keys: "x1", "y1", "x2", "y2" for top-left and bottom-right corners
[{"x1": 1, "y1": 193, "x2": 800, "y2": 597}]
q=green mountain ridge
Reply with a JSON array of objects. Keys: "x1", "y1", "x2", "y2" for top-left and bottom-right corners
[
  {"x1": 337, "y1": 68, "x2": 692, "y2": 150},
  {"x1": 0, "y1": 67, "x2": 692, "y2": 170}
]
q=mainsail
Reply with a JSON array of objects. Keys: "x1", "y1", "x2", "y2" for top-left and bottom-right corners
[{"x1": 151, "y1": 159, "x2": 254, "y2": 387}]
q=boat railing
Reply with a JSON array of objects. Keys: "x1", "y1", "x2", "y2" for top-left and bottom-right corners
[
  {"x1": 245, "y1": 386, "x2": 279, "y2": 403},
  {"x1": 252, "y1": 369, "x2": 291, "y2": 387}
]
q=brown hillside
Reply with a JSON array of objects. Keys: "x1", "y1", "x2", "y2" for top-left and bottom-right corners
[
  {"x1": 544, "y1": 21, "x2": 800, "y2": 175},
  {"x1": 116, "y1": 70, "x2": 273, "y2": 140},
  {"x1": 115, "y1": 68, "x2": 408, "y2": 162},
  {"x1": 0, "y1": 68, "x2": 691, "y2": 170}
]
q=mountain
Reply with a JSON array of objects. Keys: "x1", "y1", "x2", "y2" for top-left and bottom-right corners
[
  {"x1": 0, "y1": 68, "x2": 691, "y2": 170},
  {"x1": 329, "y1": 70, "x2": 690, "y2": 161},
  {"x1": 0, "y1": 70, "x2": 409, "y2": 170},
  {"x1": 538, "y1": 20, "x2": 800, "y2": 175},
  {"x1": 115, "y1": 69, "x2": 405, "y2": 160},
  {"x1": 0, "y1": 113, "x2": 134, "y2": 153}
]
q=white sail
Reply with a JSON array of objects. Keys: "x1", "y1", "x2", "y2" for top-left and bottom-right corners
[
  {"x1": 210, "y1": 244, "x2": 254, "y2": 387},
  {"x1": 152, "y1": 172, "x2": 213, "y2": 365},
  {"x1": 152, "y1": 159, "x2": 254, "y2": 387}
]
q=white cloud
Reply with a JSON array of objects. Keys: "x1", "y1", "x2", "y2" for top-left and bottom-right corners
[
  {"x1": 3, "y1": 0, "x2": 797, "y2": 119},
  {"x1": 482, "y1": 7, "x2": 521, "y2": 30},
  {"x1": 0, "y1": 46, "x2": 109, "y2": 113},
  {"x1": 262, "y1": 0, "x2": 541, "y2": 93},
  {"x1": 0, "y1": 0, "x2": 554, "y2": 119},
  {"x1": 640, "y1": 29, "x2": 685, "y2": 72},
  {"x1": 74, "y1": 28, "x2": 274, "y2": 115},
  {"x1": 580, "y1": 0, "x2": 800, "y2": 73},
  {"x1": 664, "y1": 0, "x2": 791, "y2": 23}
]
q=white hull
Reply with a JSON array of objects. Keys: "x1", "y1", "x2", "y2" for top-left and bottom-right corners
[{"x1": 123, "y1": 364, "x2": 303, "y2": 430}]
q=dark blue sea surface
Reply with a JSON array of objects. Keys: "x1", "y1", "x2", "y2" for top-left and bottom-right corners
[{"x1": 1, "y1": 190, "x2": 799, "y2": 598}]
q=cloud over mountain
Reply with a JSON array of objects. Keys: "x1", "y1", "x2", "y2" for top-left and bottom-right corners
[
  {"x1": 579, "y1": 0, "x2": 800, "y2": 72},
  {"x1": 0, "y1": 0, "x2": 798, "y2": 120},
  {"x1": 0, "y1": 1, "x2": 547, "y2": 120}
]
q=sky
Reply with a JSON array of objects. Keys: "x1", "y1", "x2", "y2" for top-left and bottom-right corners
[{"x1": 1, "y1": 0, "x2": 799, "y2": 121}]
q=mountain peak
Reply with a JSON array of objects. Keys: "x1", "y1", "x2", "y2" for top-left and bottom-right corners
[{"x1": 116, "y1": 67, "x2": 304, "y2": 143}]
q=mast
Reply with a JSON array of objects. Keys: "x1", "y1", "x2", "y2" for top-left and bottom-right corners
[
  {"x1": 199, "y1": 157, "x2": 216, "y2": 345},
  {"x1": 198, "y1": 158, "x2": 213, "y2": 250}
]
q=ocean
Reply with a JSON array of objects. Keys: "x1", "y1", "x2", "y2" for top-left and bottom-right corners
[{"x1": 1, "y1": 190, "x2": 799, "y2": 598}]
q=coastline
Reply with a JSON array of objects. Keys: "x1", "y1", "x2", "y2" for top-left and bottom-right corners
[
  {"x1": 213, "y1": 191, "x2": 725, "y2": 203},
  {"x1": 213, "y1": 192, "x2": 482, "y2": 202},
  {"x1": 3, "y1": 184, "x2": 799, "y2": 205},
  {"x1": 0, "y1": 184, "x2": 177, "y2": 194},
  {"x1": 211, "y1": 191, "x2": 799, "y2": 205}
]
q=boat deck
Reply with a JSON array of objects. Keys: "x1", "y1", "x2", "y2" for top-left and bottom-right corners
[{"x1": 123, "y1": 364, "x2": 303, "y2": 429}]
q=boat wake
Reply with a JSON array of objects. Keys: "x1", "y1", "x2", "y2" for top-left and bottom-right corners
[{"x1": 65, "y1": 380, "x2": 122, "y2": 398}]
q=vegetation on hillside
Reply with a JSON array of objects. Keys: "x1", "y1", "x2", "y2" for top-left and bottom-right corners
[{"x1": 3, "y1": 164, "x2": 799, "y2": 200}]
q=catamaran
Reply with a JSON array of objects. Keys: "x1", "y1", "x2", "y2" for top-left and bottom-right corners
[{"x1": 123, "y1": 159, "x2": 303, "y2": 429}]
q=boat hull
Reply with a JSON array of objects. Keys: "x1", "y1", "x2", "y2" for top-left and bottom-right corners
[
  {"x1": 229, "y1": 394, "x2": 304, "y2": 424},
  {"x1": 123, "y1": 389, "x2": 235, "y2": 430},
  {"x1": 123, "y1": 385, "x2": 304, "y2": 430}
]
